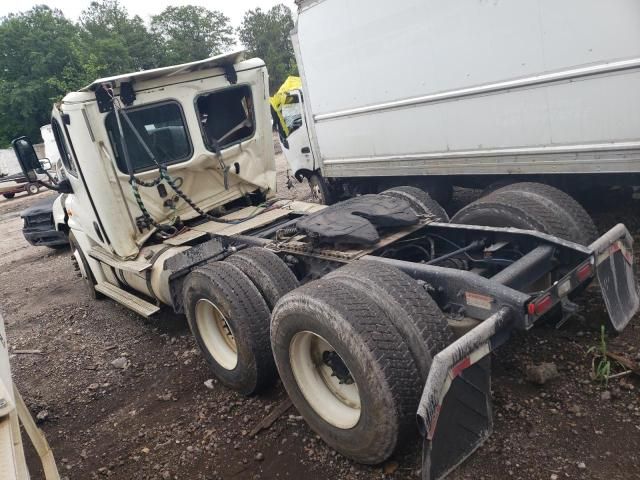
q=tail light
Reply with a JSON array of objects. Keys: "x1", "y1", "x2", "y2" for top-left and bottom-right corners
[
  {"x1": 576, "y1": 261, "x2": 593, "y2": 283},
  {"x1": 527, "y1": 293, "x2": 553, "y2": 316}
]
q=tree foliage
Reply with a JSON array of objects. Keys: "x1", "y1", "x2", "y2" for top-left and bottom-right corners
[
  {"x1": 0, "y1": 1, "x2": 299, "y2": 147},
  {"x1": 79, "y1": 0, "x2": 161, "y2": 76},
  {"x1": 238, "y1": 5, "x2": 297, "y2": 93},
  {"x1": 0, "y1": 6, "x2": 84, "y2": 145},
  {"x1": 151, "y1": 6, "x2": 234, "y2": 66}
]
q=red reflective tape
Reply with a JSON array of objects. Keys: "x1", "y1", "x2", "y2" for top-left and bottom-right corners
[
  {"x1": 452, "y1": 357, "x2": 471, "y2": 378},
  {"x1": 427, "y1": 404, "x2": 442, "y2": 440},
  {"x1": 617, "y1": 241, "x2": 633, "y2": 265}
]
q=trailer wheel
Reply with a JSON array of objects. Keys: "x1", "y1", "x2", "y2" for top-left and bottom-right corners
[
  {"x1": 308, "y1": 173, "x2": 334, "y2": 205},
  {"x1": 183, "y1": 262, "x2": 275, "y2": 395},
  {"x1": 2, "y1": 193, "x2": 15, "y2": 199},
  {"x1": 480, "y1": 179, "x2": 518, "y2": 197},
  {"x1": 225, "y1": 247, "x2": 299, "y2": 310},
  {"x1": 26, "y1": 183, "x2": 39, "y2": 195},
  {"x1": 487, "y1": 182, "x2": 598, "y2": 245},
  {"x1": 68, "y1": 232, "x2": 101, "y2": 300},
  {"x1": 326, "y1": 260, "x2": 453, "y2": 382},
  {"x1": 271, "y1": 279, "x2": 421, "y2": 464},
  {"x1": 381, "y1": 186, "x2": 449, "y2": 221},
  {"x1": 452, "y1": 183, "x2": 593, "y2": 245},
  {"x1": 423, "y1": 181, "x2": 453, "y2": 206}
]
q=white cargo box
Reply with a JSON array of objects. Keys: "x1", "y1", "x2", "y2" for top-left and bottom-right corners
[{"x1": 292, "y1": 0, "x2": 640, "y2": 179}]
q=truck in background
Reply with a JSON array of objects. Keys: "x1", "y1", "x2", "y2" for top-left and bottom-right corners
[
  {"x1": 0, "y1": 174, "x2": 41, "y2": 199},
  {"x1": 276, "y1": 0, "x2": 640, "y2": 204},
  {"x1": 0, "y1": 125, "x2": 60, "y2": 199}
]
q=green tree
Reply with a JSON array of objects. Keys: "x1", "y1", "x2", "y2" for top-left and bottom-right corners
[
  {"x1": 238, "y1": 5, "x2": 297, "y2": 93},
  {"x1": 79, "y1": 0, "x2": 161, "y2": 77},
  {"x1": 151, "y1": 6, "x2": 234, "y2": 66},
  {"x1": 0, "y1": 6, "x2": 84, "y2": 146}
]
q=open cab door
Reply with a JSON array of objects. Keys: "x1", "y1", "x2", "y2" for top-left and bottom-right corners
[{"x1": 270, "y1": 78, "x2": 315, "y2": 179}]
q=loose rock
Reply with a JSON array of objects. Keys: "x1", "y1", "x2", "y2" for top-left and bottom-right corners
[
  {"x1": 111, "y1": 357, "x2": 129, "y2": 369},
  {"x1": 526, "y1": 363, "x2": 559, "y2": 385}
]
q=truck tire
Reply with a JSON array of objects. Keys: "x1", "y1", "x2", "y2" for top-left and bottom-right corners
[
  {"x1": 183, "y1": 263, "x2": 275, "y2": 395},
  {"x1": 27, "y1": 183, "x2": 39, "y2": 195},
  {"x1": 308, "y1": 173, "x2": 334, "y2": 205},
  {"x1": 68, "y1": 231, "x2": 101, "y2": 300},
  {"x1": 271, "y1": 279, "x2": 421, "y2": 464},
  {"x1": 487, "y1": 182, "x2": 598, "y2": 245},
  {"x1": 326, "y1": 260, "x2": 453, "y2": 382},
  {"x1": 225, "y1": 247, "x2": 299, "y2": 310},
  {"x1": 423, "y1": 181, "x2": 453, "y2": 206},
  {"x1": 381, "y1": 186, "x2": 449, "y2": 221},
  {"x1": 2, "y1": 193, "x2": 15, "y2": 199},
  {"x1": 480, "y1": 179, "x2": 518, "y2": 197},
  {"x1": 451, "y1": 184, "x2": 591, "y2": 245}
]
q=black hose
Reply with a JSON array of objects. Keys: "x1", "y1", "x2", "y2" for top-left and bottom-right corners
[{"x1": 425, "y1": 239, "x2": 485, "y2": 266}]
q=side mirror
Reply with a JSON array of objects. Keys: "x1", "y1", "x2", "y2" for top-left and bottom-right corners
[
  {"x1": 11, "y1": 136, "x2": 41, "y2": 182},
  {"x1": 57, "y1": 178, "x2": 73, "y2": 194},
  {"x1": 39, "y1": 158, "x2": 52, "y2": 171}
]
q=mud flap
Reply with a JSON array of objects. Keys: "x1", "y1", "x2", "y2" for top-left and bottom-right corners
[
  {"x1": 590, "y1": 225, "x2": 639, "y2": 332},
  {"x1": 422, "y1": 358, "x2": 492, "y2": 480},
  {"x1": 417, "y1": 307, "x2": 512, "y2": 480}
]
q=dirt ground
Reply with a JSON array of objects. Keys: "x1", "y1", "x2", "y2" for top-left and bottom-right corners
[{"x1": 1, "y1": 157, "x2": 639, "y2": 480}]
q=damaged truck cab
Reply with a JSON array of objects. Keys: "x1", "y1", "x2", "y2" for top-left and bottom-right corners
[
  {"x1": 11, "y1": 51, "x2": 639, "y2": 480},
  {"x1": 51, "y1": 52, "x2": 275, "y2": 267}
]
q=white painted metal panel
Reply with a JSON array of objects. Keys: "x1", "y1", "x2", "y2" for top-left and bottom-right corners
[{"x1": 294, "y1": 0, "x2": 640, "y2": 176}]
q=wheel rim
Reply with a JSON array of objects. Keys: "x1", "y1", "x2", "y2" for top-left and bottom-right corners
[
  {"x1": 289, "y1": 331, "x2": 361, "y2": 429},
  {"x1": 28, "y1": 184, "x2": 38, "y2": 194},
  {"x1": 195, "y1": 299, "x2": 238, "y2": 370}
]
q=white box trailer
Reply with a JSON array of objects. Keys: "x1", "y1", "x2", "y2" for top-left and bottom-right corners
[{"x1": 282, "y1": 0, "x2": 640, "y2": 203}]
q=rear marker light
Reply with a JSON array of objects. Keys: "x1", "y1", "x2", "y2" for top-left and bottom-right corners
[
  {"x1": 576, "y1": 262, "x2": 593, "y2": 283},
  {"x1": 528, "y1": 293, "x2": 553, "y2": 316}
]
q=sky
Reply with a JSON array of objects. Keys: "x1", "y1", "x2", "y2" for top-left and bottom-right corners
[{"x1": 0, "y1": 0, "x2": 298, "y2": 27}]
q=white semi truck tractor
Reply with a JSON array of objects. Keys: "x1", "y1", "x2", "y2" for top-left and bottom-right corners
[{"x1": 12, "y1": 51, "x2": 638, "y2": 479}]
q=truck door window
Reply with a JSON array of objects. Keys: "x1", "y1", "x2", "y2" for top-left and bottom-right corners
[
  {"x1": 281, "y1": 94, "x2": 303, "y2": 136},
  {"x1": 51, "y1": 118, "x2": 77, "y2": 176},
  {"x1": 196, "y1": 85, "x2": 255, "y2": 152},
  {"x1": 105, "y1": 101, "x2": 192, "y2": 174}
]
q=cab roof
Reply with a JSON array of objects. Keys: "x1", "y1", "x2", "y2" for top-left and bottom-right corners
[{"x1": 80, "y1": 50, "x2": 246, "y2": 92}]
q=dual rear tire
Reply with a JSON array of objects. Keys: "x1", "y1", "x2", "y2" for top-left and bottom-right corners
[
  {"x1": 183, "y1": 248, "x2": 298, "y2": 395},
  {"x1": 451, "y1": 182, "x2": 597, "y2": 246},
  {"x1": 184, "y1": 248, "x2": 454, "y2": 464},
  {"x1": 271, "y1": 261, "x2": 453, "y2": 464}
]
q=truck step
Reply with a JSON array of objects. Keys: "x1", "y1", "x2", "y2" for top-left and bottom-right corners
[
  {"x1": 95, "y1": 283, "x2": 160, "y2": 318},
  {"x1": 89, "y1": 246, "x2": 152, "y2": 273}
]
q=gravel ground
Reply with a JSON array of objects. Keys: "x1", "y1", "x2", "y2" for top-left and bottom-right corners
[{"x1": 1, "y1": 158, "x2": 639, "y2": 480}]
